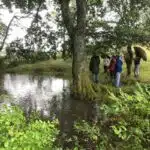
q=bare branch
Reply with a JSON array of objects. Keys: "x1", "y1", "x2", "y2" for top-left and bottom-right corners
[
  {"x1": 0, "y1": 15, "x2": 16, "y2": 51},
  {"x1": 15, "y1": 12, "x2": 33, "y2": 20}
]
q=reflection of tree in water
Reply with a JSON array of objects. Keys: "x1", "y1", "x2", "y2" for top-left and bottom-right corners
[
  {"x1": 37, "y1": 76, "x2": 44, "y2": 88},
  {"x1": 0, "y1": 74, "x2": 5, "y2": 93},
  {"x1": 18, "y1": 93, "x2": 35, "y2": 122},
  {"x1": 54, "y1": 89, "x2": 99, "y2": 149},
  {"x1": 48, "y1": 95, "x2": 61, "y2": 120},
  {"x1": 3, "y1": 74, "x2": 99, "y2": 148}
]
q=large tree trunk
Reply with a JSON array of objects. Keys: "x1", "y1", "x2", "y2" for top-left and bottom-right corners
[
  {"x1": 72, "y1": 0, "x2": 87, "y2": 95},
  {"x1": 72, "y1": 34, "x2": 86, "y2": 94},
  {"x1": 59, "y1": 0, "x2": 96, "y2": 99}
]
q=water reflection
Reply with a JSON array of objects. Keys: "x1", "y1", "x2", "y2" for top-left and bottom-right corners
[
  {"x1": 2, "y1": 74, "x2": 68, "y2": 117},
  {"x1": 0, "y1": 74, "x2": 99, "y2": 148},
  {"x1": 1, "y1": 74, "x2": 98, "y2": 120}
]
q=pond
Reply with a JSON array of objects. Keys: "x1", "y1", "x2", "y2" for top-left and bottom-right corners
[{"x1": 0, "y1": 74, "x2": 98, "y2": 134}]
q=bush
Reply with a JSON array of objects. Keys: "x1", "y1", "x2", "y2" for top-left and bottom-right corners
[
  {"x1": 66, "y1": 84, "x2": 150, "y2": 150},
  {"x1": 99, "y1": 83, "x2": 150, "y2": 149},
  {"x1": 0, "y1": 106, "x2": 59, "y2": 150}
]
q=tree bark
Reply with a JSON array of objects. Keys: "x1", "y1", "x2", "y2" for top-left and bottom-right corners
[
  {"x1": 59, "y1": 0, "x2": 95, "y2": 99},
  {"x1": 59, "y1": 0, "x2": 74, "y2": 38},
  {"x1": 72, "y1": 0, "x2": 87, "y2": 95}
]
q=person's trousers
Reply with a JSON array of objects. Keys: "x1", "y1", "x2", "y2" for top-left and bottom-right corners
[
  {"x1": 115, "y1": 72, "x2": 121, "y2": 87},
  {"x1": 134, "y1": 64, "x2": 140, "y2": 77},
  {"x1": 110, "y1": 72, "x2": 116, "y2": 84},
  {"x1": 93, "y1": 73, "x2": 99, "y2": 83},
  {"x1": 104, "y1": 66, "x2": 108, "y2": 73}
]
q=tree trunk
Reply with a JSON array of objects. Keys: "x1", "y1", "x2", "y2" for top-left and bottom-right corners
[
  {"x1": 72, "y1": 34, "x2": 86, "y2": 94},
  {"x1": 72, "y1": 0, "x2": 87, "y2": 96},
  {"x1": 59, "y1": 0, "x2": 96, "y2": 99}
]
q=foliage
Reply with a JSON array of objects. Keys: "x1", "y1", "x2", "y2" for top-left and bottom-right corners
[
  {"x1": 5, "y1": 39, "x2": 57, "y2": 67},
  {"x1": 99, "y1": 83, "x2": 150, "y2": 149},
  {"x1": 25, "y1": 13, "x2": 58, "y2": 53},
  {"x1": 6, "y1": 58, "x2": 72, "y2": 77},
  {"x1": 0, "y1": 21, "x2": 6, "y2": 42},
  {"x1": 73, "y1": 120, "x2": 100, "y2": 149},
  {"x1": 1, "y1": 0, "x2": 150, "y2": 54},
  {"x1": 1, "y1": 0, "x2": 46, "y2": 11},
  {"x1": 0, "y1": 105, "x2": 59, "y2": 150},
  {"x1": 61, "y1": 120, "x2": 100, "y2": 150},
  {"x1": 62, "y1": 83, "x2": 150, "y2": 149},
  {"x1": 107, "y1": 0, "x2": 150, "y2": 46},
  {"x1": 87, "y1": 0, "x2": 150, "y2": 54}
]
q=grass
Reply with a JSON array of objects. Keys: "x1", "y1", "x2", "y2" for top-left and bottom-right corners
[
  {"x1": 5, "y1": 49, "x2": 150, "y2": 84},
  {"x1": 6, "y1": 59, "x2": 72, "y2": 78},
  {"x1": 99, "y1": 49, "x2": 150, "y2": 83},
  {"x1": 123, "y1": 49, "x2": 150, "y2": 83}
]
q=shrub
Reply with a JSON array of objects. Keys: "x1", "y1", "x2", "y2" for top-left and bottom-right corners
[
  {"x1": 67, "y1": 84, "x2": 150, "y2": 150},
  {"x1": 100, "y1": 83, "x2": 150, "y2": 149},
  {"x1": 0, "y1": 106, "x2": 59, "y2": 150}
]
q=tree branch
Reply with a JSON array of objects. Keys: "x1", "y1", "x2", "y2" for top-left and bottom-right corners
[
  {"x1": 76, "y1": 0, "x2": 87, "y2": 35},
  {"x1": 30, "y1": 0, "x2": 44, "y2": 28},
  {"x1": 59, "y1": 0, "x2": 74, "y2": 37},
  {"x1": 0, "y1": 15, "x2": 16, "y2": 51},
  {"x1": 15, "y1": 12, "x2": 33, "y2": 20}
]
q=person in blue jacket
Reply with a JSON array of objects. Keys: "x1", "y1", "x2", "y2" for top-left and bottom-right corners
[{"x1": 115, "y1": 56, "x2": 123, "y2": 87}]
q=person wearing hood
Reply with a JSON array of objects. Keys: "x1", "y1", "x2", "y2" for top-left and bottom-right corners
[
  {"x1": 89, "y1": 52, "x2": 100, "y2": 83},
  {"x1": 115, "y1": 56, "x2": 123, "y2": 87}
]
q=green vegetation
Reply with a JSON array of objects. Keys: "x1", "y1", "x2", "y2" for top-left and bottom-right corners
[
  {"x1": 99, "y1": 83, "x2": 150, "y2": 149},
  {"x1": 62, "y1": 84, "x2": 150, "y2": 150},
  {"x1": 6, "y1": 59, "x2": 72, "y2": 78},
  {"x1": 0, "y1": 106, "x2": 59, "y2": 150},
  {"x1": 97, "y1": 49, "x2": 150, "y2": 84},
  {"x1": 1, "y1": 84, "x2": 149, "y2": 149},
  {"x1": 0, "y1": 0, "x2": 149, "y2": 149},
  {"x1": 4, "y1": 49, "x2": 150, "y2": 83},
  {"x1": 0, "y1": 72, "x2": 149, "y2": 149}
]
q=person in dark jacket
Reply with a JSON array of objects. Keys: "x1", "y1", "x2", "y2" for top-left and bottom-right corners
[
  {"x1": 115, "y1": 56, "x2": 123, "y2": 87},
  {"x1": 89, "y1": 52, "x2": 100, "y2": 83}
]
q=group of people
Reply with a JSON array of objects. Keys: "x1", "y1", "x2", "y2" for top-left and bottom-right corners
[{"x1": 89, "y1": 52, "x2": 141, "y2": 87}]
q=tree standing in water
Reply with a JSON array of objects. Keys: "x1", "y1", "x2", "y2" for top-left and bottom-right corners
[{"x1": 58, "y1": 0, "x2": 96, "y2": 98}]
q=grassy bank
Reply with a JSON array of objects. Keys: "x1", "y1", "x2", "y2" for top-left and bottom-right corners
[
  {"x1": 6, "y1": 59, "x2": 72, "y2": 78},
  {"x1": 5, "y1": 49, "x2": 150, "y2": 83}
]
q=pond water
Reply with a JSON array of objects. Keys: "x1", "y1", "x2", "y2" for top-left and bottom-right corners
[{"x1": 0, "y1": 74, "x2": 98, "y2": 134}]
